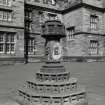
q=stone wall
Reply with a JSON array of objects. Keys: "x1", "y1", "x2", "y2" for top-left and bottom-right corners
[
  {"x1": 12, "y1": 0, "x2": 24, "y2": 27},
  {"x1": 0, "y1": 0, "x2": 24, "y2": 63},
  {"x1": 104, "y1": 13, "x2": 105, "y2": 34},
  {"x1": 62, "y1": 8, "x2": 83, "y2": 56},
  {"x1": 66, "y1": 34, "x2": 88, "y2": 56},
  {"x1": 62, "y1": 34, "x2": 105, "y2": 57},
  {"x1": 85, "y1": 34, "x2": 105, "y2": 56},
  {"x1": 63, "y1": 8, "x2": 83, "y2": 33},
  {"x1": 62, "y1": 7, "x2": 105, "y2": 57},
  {"x1": 0, "y1": 0, "x2": 24, "y2": 27},
  {"x1": 15, "y1": 29, "x2": 24, "y2": 57},
  {"x1": 0, "y1": 27, "x2": 24, "y2": 58},
  {"x1": 82, "y1": 8, "x2": 104, "y2": 34}
]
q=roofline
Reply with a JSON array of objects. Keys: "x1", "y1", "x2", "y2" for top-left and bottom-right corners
[
  {"x1": 25, "y1": 3, "x2": 105, "y2": 14},
  {"x1": 74, "y1": 31, "x2": 105, "y2": 36},
  {"x1": 25, "y1": 3, "x2": 62, "y2": 14},
  {"x1": 0, "y1": 25, "x2": 24, "y2": 29},
  {"x1": 62, "y1": 3, "x2": 105, "y2": 14}
]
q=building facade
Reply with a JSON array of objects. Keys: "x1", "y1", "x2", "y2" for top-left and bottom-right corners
[
  {"x1": 0, "y1": 0, "x2": 105, "y2": 63},
  {"x1": 0, "y1": 0, "x2": 24, "y2": 64}
]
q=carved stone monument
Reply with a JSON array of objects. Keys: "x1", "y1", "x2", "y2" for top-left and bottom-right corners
[{"x1": 14, "y1": 20, "x2": 88, "y2": 105}]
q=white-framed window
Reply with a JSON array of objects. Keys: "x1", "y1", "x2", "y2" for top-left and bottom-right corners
[
  {"x1": 89, "y1": 40, "x2": 99, "y2": 55},
  {"x1": 90, "y1": 15, "x2": 98, "y2": 30},
  {"x1": 0, "y1": 32, "x2": 16, "y2": 54},
  {"x1": 0, "y1": 11, "x2": 12, "y2": 21},
  {"x1": 0, "y1": 0, "x2": 11, "y2": 6},
  {"x1": 67, "y1": 26, "x2": 75, "y2": 40},
  {"x1": 28, "y1": 38, "x2": 36, "y2": 55}
]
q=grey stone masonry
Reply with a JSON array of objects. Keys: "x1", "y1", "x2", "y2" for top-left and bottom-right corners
[{"x1": 13, "y1": 20, "x2": 88, "y2": 105}]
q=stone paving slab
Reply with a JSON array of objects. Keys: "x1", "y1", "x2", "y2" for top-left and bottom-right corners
[
  {"x1": 0, "y1": 62, "x2": 105, "y2": 105},
  {"x1": 88, "y1": 93, "x2": 105, "y2": 105}
]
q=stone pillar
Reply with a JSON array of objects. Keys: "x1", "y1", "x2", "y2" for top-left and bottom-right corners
[{"x1": 41, "y1": 20, "x2": 66, "y2": 62}]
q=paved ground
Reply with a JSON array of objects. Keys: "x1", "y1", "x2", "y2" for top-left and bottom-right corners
[{"x1": 0, "y1": 62, "x2": 105, "y2": 105}]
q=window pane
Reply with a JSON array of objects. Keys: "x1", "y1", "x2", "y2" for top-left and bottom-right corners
[
  {"x1": 7, "y1": 12, "x2": 12, "y2": 21},
  {"x1": 3, "y1": 12, "x2": 7, "y2": 20},
  {"x1": 11, "y1": 44, "x2": 14, "y2": 51},
  {"x1": 6, "y1": 44, "x2": 10, "y2": 52},
  {"x1": 3, "y1": 0, "x2": 7, "y2": 5},
  {"x1": 0, "y1": 34, "x2": 3, "y2": 42},
  {"x1": 67, "y1": 27, "x2": 75, "y2": 39},
  {"x1": 0, "y1": 11, "x2": 3, "y2": 20},
  {"x1": 6, "y1": 34, "x2": 10, "y2": 42},
  {"x1": 90, "y1": 15, "x2": 98, "y2": 30},
  {"x1": 89, "y1": 40, "x2": 98, "y2": 55},
  {"x1": 28, "y1": 38, "x2": 35, "y2": 54},
  {"x1": 0, "y1": 44, "x2": 3, "y2": 52},
  {"x1": 0, "y1": 33, "x2": 15, "y2": 54},
  {"x1": 11, "y1": 35, "x2": 14, "y2": 42}
]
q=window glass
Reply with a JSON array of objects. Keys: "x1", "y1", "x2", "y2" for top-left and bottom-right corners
[
  {"x1": 28, "y1": 38, "x2": 36, "y2": 55},
  {"x1": 89, "y1": 40, "x2": 99, "y2": 55},
  {"x1": 0, "y1": 33, "x2": 15, "y2": 54},
  {"x1": 0, "y1": 11, "x2": 3, "y2": 20},
  {"x1": 0, "y1": 11, "x2": 12, "y2": 21},
  {"x1": 66, "y1": 27, "x2": 75, "y2": 40},
  {"x1": 90, "y1": 15, "x2": 98, "y2": 30}
]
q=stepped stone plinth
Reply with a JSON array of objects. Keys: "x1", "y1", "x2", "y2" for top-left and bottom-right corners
[{"x1": 14, "y1": 20, "x2": 88, "y2": 105}]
